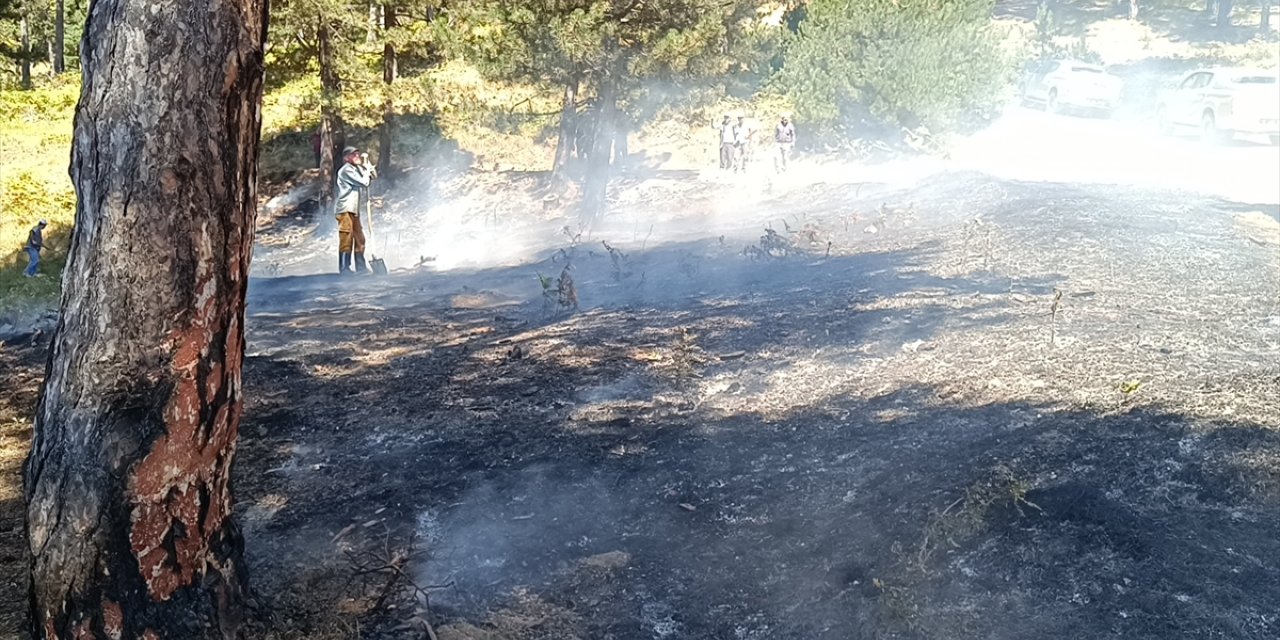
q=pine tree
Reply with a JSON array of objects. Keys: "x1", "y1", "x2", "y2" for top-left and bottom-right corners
[
  {"x1": 454, "y1": 0, "x2": 778, "y2": 219},
  {"x1": 778, "y1": 0, "x2": 1008, "y2": 139}
]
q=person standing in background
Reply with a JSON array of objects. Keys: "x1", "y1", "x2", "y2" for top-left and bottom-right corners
[
  {"x1": 334, "y1": 146, "x2": 376, "y2": 274},
  {"x1": 23, "y1": 219, "x2": 47, "y2": 277},
  {"x1": 774, "y1": 115, "x2": 796, "y2": 173},
  {"x1": 718, "y1": 114, "x2": 736, "y2": 171},
  {"x1": 733, "y1": 115, "x2": 753, "y2": 173}
]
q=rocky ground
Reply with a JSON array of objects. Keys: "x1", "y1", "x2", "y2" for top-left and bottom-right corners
[{"x1": 2, "y1": 108, "x2": 1279, "y2": 639}]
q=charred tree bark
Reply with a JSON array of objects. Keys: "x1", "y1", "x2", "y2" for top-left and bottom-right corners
[
  {"x1": 552, "y1": 76, "x2": 580, "y2": 182},
  {"x1": 581, "y1": 78, "x2": 616, "y2": 224},
  {"x1": 377, "y1": 4, "x2": 398, "y2": 180},
  {"x1": 20, "y1": 13, "x2": 31, "y2": 89},
  {"x1": 53, "y1": 0, "x2": 65, "y2": 73},
  {"x1": 318, "y1": 18, "x2": 343, "y2": 211},
  {"x1": 23, "y1": 0, "x2": 267, "y2": 636}
]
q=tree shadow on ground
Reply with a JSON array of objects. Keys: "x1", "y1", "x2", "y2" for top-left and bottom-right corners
[
  {"x1": 0, "y1": 342, "x2": 42, "y2": 637},
  {"x1": 228, "y1": 187, "x2": 1277, "y2": 639},
  {"x1": 995, "y1": 0, "x2": 1275, "y2": 45},
  {"x1": 233, "y1": 291, "x2": 1280, "y2": 640}
]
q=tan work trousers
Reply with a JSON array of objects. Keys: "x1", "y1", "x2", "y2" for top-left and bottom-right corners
[{"x1": 337, "y1": 211, "x2": 366, "y2": 254}]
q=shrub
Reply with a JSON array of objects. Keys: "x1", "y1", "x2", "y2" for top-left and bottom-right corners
[{"x1": 777, "y1": 0, "x2": 1011, "y2": 139}]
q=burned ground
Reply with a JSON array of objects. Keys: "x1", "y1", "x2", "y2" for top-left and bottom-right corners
[{"x1": 2, "y1": 172, "x2": 1278, "y2": 639}]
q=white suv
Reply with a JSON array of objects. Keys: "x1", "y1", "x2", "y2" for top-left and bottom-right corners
[
  {"x1": 1021, "y1": 59, "x2": 1124, "y2": 117},
  {"x1": 1157, "y1": 68, "x2": 1280, "y2": 144}
]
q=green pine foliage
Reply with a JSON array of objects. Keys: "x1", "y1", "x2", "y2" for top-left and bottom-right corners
[
  {"x1": 777, "y1": 0, "x2": 1011, "y2": 138},
  {"x1": 451, "y1": 0, "x2": 781, "y2": 125}
]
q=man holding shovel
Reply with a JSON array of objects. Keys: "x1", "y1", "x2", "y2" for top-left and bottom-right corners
[{"x1": 335, "y1": 146, "x2": 376, "y2": 274}]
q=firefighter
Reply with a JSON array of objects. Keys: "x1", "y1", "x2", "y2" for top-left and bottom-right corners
[{"x1": 335, "y1": 146, "x2": 376, "y2": 274}]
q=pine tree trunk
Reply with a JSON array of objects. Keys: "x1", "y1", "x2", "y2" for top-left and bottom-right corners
[
  {"x1": 53, "y1": 0, "x2": 65, "y2": 73},
  {"x1": 318, "y1": 19, "x2": 342, "y2": 211},
  {"x1": 377, "y1": 5, "x2": 398, "y2": 180},
  {"x1": 581, "y1": 79, "x2": 616, "y2": 223},
  {"x1": 1217, "y1": 0, "x2": 1233, "y2": 26},
  {"x1": 20, "y1": 13, "x2": 31, "y2": 89},
  {"x1": 23, "y1": 0, "x2": 267, "y2": 635},
  {"x1": 552, "y1": 76, "x2": 579, "y2": 181},
  {"x1": 1262, "y1": 0, "x2": 1272, "y2": 31}
]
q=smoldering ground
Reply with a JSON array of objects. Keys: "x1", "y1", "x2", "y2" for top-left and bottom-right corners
[{"x1": 226, "y1": 101, "x2": 1280, "y2": 638}]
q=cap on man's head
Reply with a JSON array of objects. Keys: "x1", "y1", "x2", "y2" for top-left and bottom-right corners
[
  {"x1": 342, "y1": 146, "x2": 359, "y2": 157},
  {"x1": 38, "y1": 219, "x2": 48, "y2": 226}
]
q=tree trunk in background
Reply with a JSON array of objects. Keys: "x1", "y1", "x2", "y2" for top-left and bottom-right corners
[
  {"x1": 20, "y1": 13, "x2": 31, "y2": 89},
  {"x1": 1204, "y1": 0, "x2": 1217, "y2": 16},
  {"x1": 1262, "y1": 0, "x2": 1272, "y2": 31},
  {"x1": 318, "y1": 19, "x2": 343, "y2": 211},
  {"x1": 1128, "y1": 0, "x2": 1138, "y2": 20},
  {"x1": 581, "y1": 78, "x2": 616, "y2": 223},
  {"x1": 1216, "y1": 0, "x2": 1233, "y2": 26},
  {"x1": 368, "y1": 1, "x2": 379, "y2": 43},
  {"x1": 24, "y1": 0, "x2": 267, "y2": 634},
  {"x1": 552, "y1": 76, "x2": 579, "y2": 181},
  {"x1": 377, "y1": 4, "x2": 398, "y2": 180},
  {"x1": 53, "y1": 0, "x2": 65, "y2": 73}
]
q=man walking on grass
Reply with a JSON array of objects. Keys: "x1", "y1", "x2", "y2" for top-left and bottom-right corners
[
  {"x1": 335, "y1": 146, "x2": 376, "y2": 274},
  {"x1": 23, "y1": 219, "x2": 47, "y2": 277},
  {"x1": 774, "y1": 115, "x2": 796, "y2": 173}
]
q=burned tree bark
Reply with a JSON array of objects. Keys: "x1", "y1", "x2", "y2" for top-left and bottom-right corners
[
  {"x1": 53, "y1": 0, "x2": 64, "y2": 74},
  {"x1": 318, "y1": 18, "x2": 344, "y2": 210},
  {"x1": 19, "y1": 13, "x2": 31, "y2": 89},
  {"x1": 23, "y1": 0, "x2": 268, "y2": 635},
  {"x1": 552, "y1": 76, "x2": 580, "y2": 181},
  {"x1": 1216, "y1": 0, "x2": 1234, "y2": 26},
  {"x1": 377, "y1": 4, "x2": 398, "y2": 180},
  {"x1": 580, "y1": 77, "x2": 616, "y2": 224}
]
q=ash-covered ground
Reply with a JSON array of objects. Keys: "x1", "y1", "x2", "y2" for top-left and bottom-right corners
[
  {"x1": 223, "y1": 108, "x2": 1280, "y2": 639},
  {"x1": 1, "y1": 108, "x2": 1278, "y2": 639}
]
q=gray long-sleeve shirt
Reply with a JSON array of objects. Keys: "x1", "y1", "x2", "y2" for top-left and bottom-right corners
[{"x1": 335, "y1": 162, "x2": 372, "y2": 215}]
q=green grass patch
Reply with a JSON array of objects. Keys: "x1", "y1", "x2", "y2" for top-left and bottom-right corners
[{"x1": 0, "y1": 78, "x2": 77, "y2": 314}]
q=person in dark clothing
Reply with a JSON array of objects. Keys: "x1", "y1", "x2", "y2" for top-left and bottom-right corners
[
  {"x1": 334, "y1": 146, "x2": 376, "y2": 274},
  {"x1": 23, "y1": 220, "x2": 47, "y2": 277}
]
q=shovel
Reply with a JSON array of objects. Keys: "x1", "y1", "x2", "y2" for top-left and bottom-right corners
[{"x1": 365, "y1": 184, "x2": 388, "y2": 276}]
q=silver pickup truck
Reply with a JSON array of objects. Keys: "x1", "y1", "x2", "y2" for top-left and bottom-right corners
[{"x1": 1156, "y1": 67, "x2": 1280, "y2": 144}]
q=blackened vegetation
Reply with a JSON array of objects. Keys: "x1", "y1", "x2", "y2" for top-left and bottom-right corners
[{"x1": 4, "y1": 175, "x2": 1279, "y2": 639}]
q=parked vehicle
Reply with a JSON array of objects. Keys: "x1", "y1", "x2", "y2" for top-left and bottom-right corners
[
  {"x1": 1021, "y1": 59, "x2": 1124, "y2": 117},
  {"x1": 1156, "y1": 68, "x2": 1280, "y2": 144}
]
